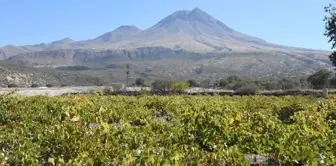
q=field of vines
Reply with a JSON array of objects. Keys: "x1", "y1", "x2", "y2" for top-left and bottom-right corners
[{"x1": 0, "y1": 92, "x2": 336, "y2": 165}]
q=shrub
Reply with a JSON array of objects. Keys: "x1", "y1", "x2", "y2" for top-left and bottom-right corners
[
  {"x1": 7, "y1": 84, "x2": 18, "y2": 88},
  {"x1": 277, "y1": 104, "x2": 304, "y2": 124},
  {"x1": 111, "y1": 84, "x2": 123, "y2": 91},
  {"x1": 56, "y1": 66, "x2": 90, "y2": 71},
  {"x1": 46, "y1": 84, "x2": 53, "y2": 88},
  {"x1": 103, "y1": 87, "x2": 113, "y2": 94},
  {"x1": 200, "y1": 79, "x2": 211, "y2": 89},
  {"x1": 326, "y1": 112, "x2": 336, "y2": 130},
  {"x1": 31, "y1": 84, "x2": 40, "y2": 88},
  {"x1": 219, "y1": 79, "x2": 228, "y2": 88},
  {"x1": 232, "y1": 82, "x2": 246, "y2": 91},
  {"x1": 152, "y1": 79, "x2": 173, "y2": 93},
  {"x1": 140, "y1": 88, "x2": 150, "y2": 96},
  {"x1": 307, "y1": 69, "x2": 332, "y2": 89},
  {"x1": 91, "y1": 78, "x2": 104, "y2": 86},
  {"x1": 171, "y1": 81, "x2": 190, "y2": 93},
  {"x1": 187, "y1": 80, "x2": 199, "y2": 87},
  {"x1": 135, "y1": 78, "x2": 145, "y2": 86},
  {"x1": 235, "y1": 84, "x2": 258, "y2": 95},
  {"x1": 105, "y1": 64, "x2": 118, "y2": 69}
]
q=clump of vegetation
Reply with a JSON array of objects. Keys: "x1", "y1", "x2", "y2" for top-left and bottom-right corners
[
  {"x1": 135, "y1": 78, "x2": 145, "y2": 87},
  {"x1": 111, "y1": 84, "x2": 123, "y2": 91},
  {"x1": 56, "y1": 66, "x2": 90, "y2": 71},
  {"x1": 140, "y1": 88, "x2": 150, "y2": 96},
  {"x1": 171, "y1": 81, "x2": 190, "y2": 93},
  {"x1": 307, "y1": 69, "x2": 332, "y2": 89},
  {"x1": 31, "y1": 84, "x2": 40, "y2": 88},
  {"x1": 187, "y1": 79, "x2": 199, "y2": 87},
  {"x1": 326, "y1": 111, "x2": 336, "y2": 130},
  {"x1": 103, "y1": 87, "x2": 113, "y2": 94},
  {"x1": 234, "y1": 84, "x2": 258, "y2": 95},
  {"x1": 105, "y1": 64, "x2": 118, "y2": 69},
  {"x1": 277, "y1": 104, "x2": 304, "y2": 124},
  {"x1": 46, "y1": 84, "x2": 53, "y2": 88},
  {"x1": 7, "y1": 84, "x2": 18, "y2": 88},
  {"x1": 152, "y1": 79, "x2": 173, "y2": 92}
]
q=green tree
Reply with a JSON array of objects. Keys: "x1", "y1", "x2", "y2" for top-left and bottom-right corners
[
  {"x1": 263, "y1": 81, "x2": 280, "y2": 90},
  {"x1": 226, "y1": 76, "x2": 241, "y2": 83},
  {"x1": 219, "y1": 76, "x2": 243, "y2": 90},
  {"x1": 151, "y1": 79, "x2": 173, "y2": 92},
  {"x1": 330, "y1": 75, "x2": 336, "y2": 88},
  {"x1": 307, "y1": 69, "x2": 332, "y2": 89},
  {"x1": 279, "y1": 78, "x2": 301, "y2": 90},
  {"x1": 324, "y1": 2, "x2": 336, "y2": 65},
  {"x1": 135, "y1": 78, "x2": 145, "y2": 86},
  {"x1": 171, "y1": 82, "x2": 190, "y2": 92},
  {"x1": 235, "y1": 84, "x2": 259, "y2": 95},
  {"x1": 219, "y1": 79, "x2": 228, "y2": 88},
  {"x1": 187, "y1": 80, "x2": 199, "y2": 87},
  {"x1": 200, "y1": 79, "x2": 211, "y2": 89}
]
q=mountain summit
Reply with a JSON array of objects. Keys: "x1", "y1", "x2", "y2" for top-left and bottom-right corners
[
  {"x1": 93, "y1": 25, "x2": 141, "y2": 42},
  {"x1": 152, "y1": 7, "x2": 265, "y2": 41},
  {"x1": 107, "y1": 7, "x2": 268, "y2": 52}
]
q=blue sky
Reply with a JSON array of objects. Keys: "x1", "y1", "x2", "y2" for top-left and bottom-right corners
[{"x1": 0, "y1": 0, "x2": 334, "y2": 50}]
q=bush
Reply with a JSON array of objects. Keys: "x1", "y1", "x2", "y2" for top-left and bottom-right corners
[
  {"x1": 7, "y1": 84, "x2": 18, "y2": 88},
  {"x1": 56, "y1": 66, "x2": 90, "y2": 71},
  {"x1": 135, "y1": 78, "x2": 145, "y2": 86},
  {"x1": 219, "y1": 79, "x2": 228, "y2": 88},
  {"x1": 140, "y1": 88, "x2": 150, "y2": 96},
  {"x1": 200, "y1": 79, "x2": 211, "y2": 89},
  {"x1": 152, "y1": 79, "x2": 173, "y2": 92},
  {"x1": 187, "y1": 80, "x2": 199, "y2": 87},
  {"x1": 103, "y1": 87, "x2": 113, "y2": 94},
  {"x1": 111, "y1": 84, "x2": 123, "y2": 91},
  {"x1": 277, "y1": 104, "x2": 304, "y2": 124},
  {"x1": 31, "y1": 84, "x2": 40, "y2": 88},
  {"x1": 307, "y1": 69, "x2": 332, "y2": 89},
  {"x1": 235, "y1": 84, "x2": 258, "y2": 95},
  {"x1": 326, "y1": 112, "x2": 336, "y2": 130},
  {"x1": 171, "y1": 81, "x2": 190, "y2": 93},
  {"x1": 232, "y1": 82, "x2": 246, "y2": 91},
  {"x1": 46, "y1": 84, "x2": 53, "y2": 88},
  {"x1": 105, "y1": 64, "x2": 118, "y2": 69}
]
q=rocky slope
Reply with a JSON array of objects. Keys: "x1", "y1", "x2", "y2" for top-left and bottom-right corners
[{"x1": 0, "y1": 62, "x2": 105, "y2": 87}]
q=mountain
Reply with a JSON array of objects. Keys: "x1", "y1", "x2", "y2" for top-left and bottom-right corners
[
  {"x1": 50, "y1": 38, "x2": 74, "y2": 45},
  {"x1": 0, "y1": 49, "x2": 6, "y2": 60},
  {"x1": 0, "y1": 45, "x2": 30, "y2": 57},
  {"x1": 1, "y1": 8, "x2": 328, "y2": 54},
  {"x1": 114, "y1": 7, "x2": 269, "y2": 52},
  {"x1": 0, "y1": 7, "x2": 333, "y2": 84},
  {"x1": 0, "y1": 61, "x2": 104, "y2": 87},
  {"x1": 93, "y1": 25, "x2": 141, "y2": 42},
  {"x1": 44, "y1": 38, "x2": 75, "y2": 50}
]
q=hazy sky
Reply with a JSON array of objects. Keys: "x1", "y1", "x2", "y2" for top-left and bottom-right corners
[{"x1": 0, "y1": 0, "x2": 334, "y2": 50}]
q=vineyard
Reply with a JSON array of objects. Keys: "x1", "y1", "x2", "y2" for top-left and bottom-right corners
[{"x1": 0, "y1": 92, "x2": 336, "y2": 165}]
